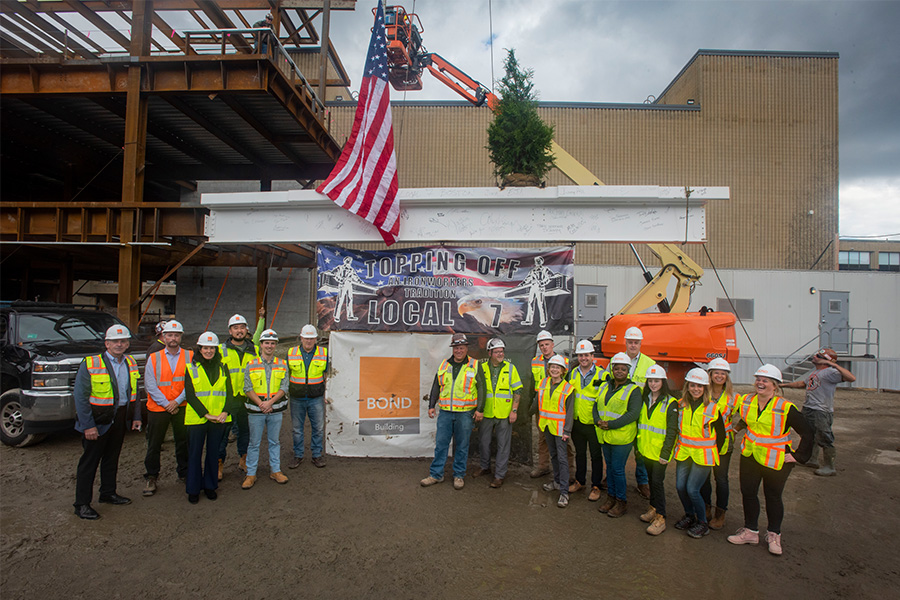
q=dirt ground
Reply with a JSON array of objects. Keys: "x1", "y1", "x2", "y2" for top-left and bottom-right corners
[{"x1": 1, "y1": 387, "x2": 898, "y2": 600}]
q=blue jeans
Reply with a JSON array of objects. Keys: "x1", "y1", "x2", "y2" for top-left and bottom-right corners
[
  {"x1": 291, "y1": 396, "x2": 325, "y2": 459},
  {"x1": 601, "y1": 443, "x2": 632, "y2": 501},
  {"x1": 676, "y1": 457, "x2": 712, "y2": 522},
  {"x1": 247, "y1": 412, "x2": 283, "y2": 476},
  {"x1": 429, "y1": 409, "x2": 474, "y2": 480}
]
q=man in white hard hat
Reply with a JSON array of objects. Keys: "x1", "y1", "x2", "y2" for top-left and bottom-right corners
[
  {"x1": 567, "y1": 340, "x2": 606, "y2": 501},
  {"x1": 218, "y1": 307, "x2": 266, "y2": 478},
  {"x1": 622, "y1": 326, "x2": 656, "y2": 500},
  {"x1": 286, "y1": 324, "x2": 329, "y2": 469},
  {"x1": 473, "y1": 337, "x2": 523, "y2": 488},
  {"x1": 528, "y1": 331, "x2": 574, "y2": 479},
  {"x1": 142, "y1": 319, "x2": 191, "y2": 497},
  {"x1": 72, "y1": 324, "x2": 142, "y2": 520}
]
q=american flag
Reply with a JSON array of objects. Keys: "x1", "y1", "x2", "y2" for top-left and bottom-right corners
[{"x1": 316, "y1": 0, "x2": 400, "y2": 245}]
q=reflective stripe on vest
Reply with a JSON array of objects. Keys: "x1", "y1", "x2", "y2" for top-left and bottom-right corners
[
  {"x1": 637, "y1": 395, "x2": 677, "y2": 462},
  {"x1": 437, "y1": 358, "x2": 478, "y2": 411},
  {"x1": 185, "y1": 363, "x2": 232, "y2": 426},
  {"x1": 148, "y1": 349, "x2": 190, "y2": 410},
  {"x1": 481, "y1": 360, "x2": 522, "y2": 420},
  {"x1": 568, "y1": 365, "x2": 603, "y2": 425},
  {"x1": 220, "y1": 343, "x2": 259, "y2": 398},
  {"x1": 246, "y1": 358, "x2": 288, "y2": 411},
  {"x1": 715, "y1": 390, "x2": 736, "y2": 454},
  {"x1": 629, "y1": 353, "x2": 656, "y2": 385},
  {"x1": 86, "y1": 354, "x2": 139, "y2": 407},
  {"x1": 287, "y1": 345, "x2": 328, "y2": 385},
  {"x1": 595, "y1": 382, "x2": 639, "y2": 445},
  {"x1": 537, "y1": 377, "x2": 574, "y2": 437},
  {"x1": 738, "y1": 394, "x2": 793, "y2": 470},
  {"x1": 675, "y1": 400, "x2": 721, "y2": 466}
]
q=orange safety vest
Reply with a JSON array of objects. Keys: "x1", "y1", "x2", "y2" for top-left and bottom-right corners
[
  {"x1": 147, "y1": 348, "x2": 191, "y2": 411},
  {"x1": 437, "y1": 358, "x2": 478, "y2": 412},
  {"x1": 675, "y1": 399, "x2": 720, "y2": 466},
  {"x1": 738, "y1": 394, "x2": 794, "y2": 470},
  {"x1": 537, "y1": 377, "x2": 574, "y2": 437}
]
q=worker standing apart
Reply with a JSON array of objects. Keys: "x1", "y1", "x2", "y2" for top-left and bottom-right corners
[
  {"x1": 420, "y1": 333, "x2": 480, "y2": 490},
  {"x1": 72, "y1": 324, "x2": 142, "y2": 520},
  {"x1": 287, "y1": 324, "x2": 329, "y2": 469},
  {"x1": 241, "y1": 329, "x2": 290, "y2": 489},
  {"x1": 528, "y1": 330, "x2": 573, "y2": 479},
  {"x1": 728, "y1": 364, "x2": 813, "y2": 556},
  {"x1": 636, "y1": 365, "x2": 678, "y2": 535},
  {"x1": 184, "y1": 332, "x2": 236, "y2": 504},
  {"x1": 567, "y1": 340, "x2": 605, "y2": 502},
  {"x1": 782, "y1": 347, "x2": 854, "y2": 477},
  {"x1": 673, "y1": 368, "x2": 725, "y2": 539},
  {"x1": 594, "y1": 352, "x2": 642, "y2": 518},
  {"x1": 143, "y1": 320, "x2": 191, "y2": 497},
  {"x1": 534, "y1": 355, "x2": 575, "y2": 508},
  {"x1": 700, "y1": 357, "x2": 737, "y2": 530},
  {"x1": 622, "y1": 326, "x2": 655, "y2": 500},
  {"x1": 473, "y1": 338, "x2": 523, "y2": 488},
  {"x1": 218, "y1": 309, "x2": 265, "y2": 479}
]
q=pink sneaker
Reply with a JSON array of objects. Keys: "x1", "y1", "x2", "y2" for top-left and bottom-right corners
[
  {"x1": 727, "y1": 527, "x2": 760, "y2": 545},
  {"x1": 765, "y1": 531, "x2": 782, "y2": 555}
]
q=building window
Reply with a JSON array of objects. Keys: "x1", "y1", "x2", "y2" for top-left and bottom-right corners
[
  {"x1": 878, "y1": 252, "x2": 900, "y2": 272},
  {"x1": 838, "y1": 251, "x2": 871, "y2": 270},
  {"x1": 584, "y1": 293, "x2": 599, "y2": 307},
  {"x1": 716, "y1": 297, "x2": 754, "y2": 321}
]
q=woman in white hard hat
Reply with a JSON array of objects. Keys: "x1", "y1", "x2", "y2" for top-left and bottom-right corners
[
  {"x1": 183, "y1": 332, "x2": 236, "y2": 504},
  {"x1": 636, "y1": 365, "x2": 678, "y2": 535},
  {"x1": 727, "y1": 364, "x2": 813, "y2": 556},
  {"x1": 673, "y1": 367, "x2": 725, "y2": 539},
  {"x1": 533, "y1": 354, "x2": 575, "y2": 508},
  {"x1": 701, "y1": 357, "x2": 737, "y2": 530}
]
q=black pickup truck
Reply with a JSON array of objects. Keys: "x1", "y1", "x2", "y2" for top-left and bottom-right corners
[{"x1": 0, "y1": 302, "x2": 148, "y2": 447}]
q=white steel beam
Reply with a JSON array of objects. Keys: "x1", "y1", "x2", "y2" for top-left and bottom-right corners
[{"x1": 201, "y1": 185, "x2": 727, "y2": 244}]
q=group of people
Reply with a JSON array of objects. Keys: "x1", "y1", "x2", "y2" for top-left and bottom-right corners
[
  {"x1": 72, "y1": 310, "x2": 329, "y2": 518},
  {"x1": 420, "y1": 326, "x2": 852, "y2": 556}
]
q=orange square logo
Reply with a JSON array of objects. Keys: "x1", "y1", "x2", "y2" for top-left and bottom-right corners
[{"x1": 359, "y1": 357, "x2": 420, "y2": 419}]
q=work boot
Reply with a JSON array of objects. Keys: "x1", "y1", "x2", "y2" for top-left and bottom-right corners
[
  {"x1": 598, "y1": 495, "x2": 616, "y2": 513},
  {"x1": 815, "y1": 447, "x2": 837, "y2": 476},
  {"x1": 311, "y1": 456, "x2": 326, "y2": 468},
  {"x1": 765, "y1": 531, "x2": 783, "y2": 555},
  {"x1": 471, "y1": 467, "x2": 489, "y2": 478},
  {"x1": 709, "y1": 507, "x2": 727, "y2": 530},
  {"x1": 217, "y1": 459, "x2": 224, "y2": 482},
  {"x1": 568, "y1": 481, "x2": 584, "y2": 493},
  {"x1": 530, "y1": 467, "x2": 551, "y2": 478},
  {"x1": 646, "y1": 513, "x2": 666, "y2": 536},
  {"x1": 727, "y1": 527, "x2": 760, "y2": 545},
  {"x1": 803, "y1": 445, "x2": 821, "y2": 469},
  {"x1": 420, "y1": 475, "x2": 444, "y2": 487},
  {"x1": 239, "y1": 454, "x2": 247, "y2": 472},
  {"x1": 142, "y1": 476, "x2": 157, "y2": 497},
  {"x1": 637, "y1": 483, "x2": 651, "y2": 499},
  {"x1": 607, "y1": 499, "x2": 628, "y2": 518},
  {"x1": 241, "y1": 475, "x2": 257, "y2": 490},
  {"x1": 490, "y1": 478, "x2": 504, "y2": 488},
  {"x1": 640, "y1": 506, "x2": 657, "y2": 523},
  {"x1": 588, "y1": 486, "x2": 602, "y2": 502},
  {"x1": 288, "y1": 456, "x2": 303, "y2": 469},
  {"x1": 453, "y1": 477, "x2": 465, "y2": 490},
  {"x1": 270, "y1": 471, "x2": 288, "y2": 484}
]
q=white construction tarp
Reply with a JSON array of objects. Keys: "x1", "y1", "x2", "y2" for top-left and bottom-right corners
[{"x1": 325, "y1": 331, "x2": 452, "y2": 458}]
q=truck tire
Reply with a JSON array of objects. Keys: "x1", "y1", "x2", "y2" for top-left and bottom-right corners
[{"x1": 0, "y1": 389, "x2": 46, "y2": 447}]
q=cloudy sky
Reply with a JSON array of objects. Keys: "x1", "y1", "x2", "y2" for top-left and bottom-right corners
[{"x1": 325, "y1": 0, "x2": 900, "y2": 239}]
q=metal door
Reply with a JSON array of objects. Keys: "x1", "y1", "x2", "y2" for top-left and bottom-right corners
[
  {"x1": 819, "y1": 290, "x2": 850, "y2": 353},
  {"x1": 575, "y1": 285, "x2": 607, "y2": 339}
]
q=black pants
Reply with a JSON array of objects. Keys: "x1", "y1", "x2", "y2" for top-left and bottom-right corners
[
  {"x1": 571, "y1": 420, "x2": 603, "y2": 487},
  {"x1": 186, "y1": 421, "x2": 228, "y2": 495},
  {"x1": 144, "y1": 408, "x2": 188, "y2": 479},
  {"x1": 739, "y1": 453, "x2": 794, "y2": 534},
  {"x1": 74, "y1": 407, "x2": 127, "y2": 506},
  {"x1": 643, "y1": 456, "x2": 669, "y2": 516},
  {"x1": 701, "y1": 450, "x2": 733, "y2": 510}
]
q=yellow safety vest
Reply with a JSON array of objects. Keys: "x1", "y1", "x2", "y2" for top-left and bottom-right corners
[
  {"x1": 629, "y1": 353, "x2": 657, "y2": 385},
  {"x1": 220, "y1": 343, "x2": 259, "y2": 398},
  {"x1": 675, "y1": 400, "x2": 721, "y2": 466},
  {"x1": 437, "y1": 358, "x2": 478, "y2": 412},
  {"x1": 185, "y1": 363, "x2": 232, "y2": 426},
  {"x1": 246, "y1": 357, "x2": 288, "y2": 411},
  {"x1": 287, "y1": 346, "x2": 328, "y2": 383},
  {"x1": 481, "y1": 360, "x2": 523, "y2": 420},
  {"x1": 637, "y1": 394, "x2": 678, "y2": 462},
  {"x1": 537, "y1": 377, "x2": 574, "y2": 437},
  {"x1": 567, "y1": 365, "x2": 604, "y2": 425},
  {"x1": 714, "y1": 389, "x2": 736, "y2": 454},
  {"x1": 594, "y1": 381, "x2": 640, "y2": 445},
  {"x1": 737, "y1": 394, "x2": 795, "y2": 470},
  {"x1": 85, "y1": 354, "x2": 139, "y2": 423}
]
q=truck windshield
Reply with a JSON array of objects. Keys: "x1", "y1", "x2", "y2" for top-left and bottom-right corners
[{"x1": 16, "y1": 313, "x2": 119, "y2": 343}]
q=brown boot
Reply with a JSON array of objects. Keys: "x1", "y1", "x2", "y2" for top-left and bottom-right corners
[
  {"x1": 270, "y1": 471, "x2": 289, "y2": 484},
  {"x1": 608, "y1": 499, "x2": 628, "y2": 518},
  {"x1": 598, "y1": 495, "x2": 616, "y2": 513},
  {"x1": 646, "y1": 513, "x2": 667, "y2": 536},
  {"x1": 640, "y1": 506, "x2": 657, "y2": 523},
  {"x1": 706, "y1": 505, "x2": 713, "y2": 521},
  {"x1": 709, "y1": 507, "x2": 727, "y2": 530},
  {"x1": 637, "y1": 483, "x2": 651, "y2": 499},
  {"x1": 588, "y1": 486, "x2": 602, "y2": 502},
  {"x1": 239, "y1": 454, "x2": 247, "y2": 472},
  {"x1": 241, "y1": 475, "x2": 256, "y2": 490},
  {"x1": 217, "y1": 459, "x2": 224, "y2": 482}
]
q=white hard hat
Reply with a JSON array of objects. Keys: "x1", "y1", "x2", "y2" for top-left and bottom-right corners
[
  {"x1": 197, "y1": 331, "x2": 220, "y2": 347},
  {"x1": 624, "y1": 327, "x2": 643, "y2": 341},
  {"x1": 486, "y1": 338, "x2": 505, "y2": 352},
  {"x1": 536, "y1": 330, "x2": 553, "y2": 342},
  {"x1": 645, "y1": 364, "x2": 667, "y2": 380},
  {"x1": 105, "y1": 324, "x2": 131, "y2": 340},
  {"x1": 300, "y1": 324, "x2": 318, "y2": 339},
  {"x1": 609, "y1": 352, "x2": 631, "y2": 367},
  {"x1": 228, "y1": 314, "x2": 248, "y2": 327},
  {"x1": 684, "y1": 367, "x2": 710, "y2": 386},
  {"x1": 162, "y1": 320, "x2": 184, "y2": 333},
  {"x1": 707, "y1": 357, "x2": 731, "y2": 372},
  {"x1": 155, "y1": 320, "x2": 167, "y2": 335},
  {"x1": 575, "y1": 340, "x2": 594, "y2": 355},
  {"x1": 259, "y1": 329, "x2": 279, "y2": 342},
  {"x1": 548, "y1": 354, "x2": 567, "y2": 369},
  {"x1": 754, "y1": 364, "x2": 783, "y2": 383}
]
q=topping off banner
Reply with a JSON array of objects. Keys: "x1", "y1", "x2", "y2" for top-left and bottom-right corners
[{"x1": 316, "y1": 245, "x2": 574, "y2": 335}]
